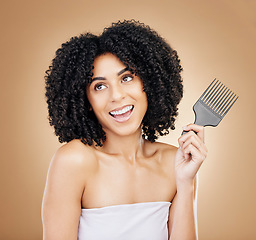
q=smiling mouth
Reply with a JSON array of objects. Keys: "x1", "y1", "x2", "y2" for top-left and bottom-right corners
[{"x1": 109, "y1": 105, "x2": 134, "y2": 122}]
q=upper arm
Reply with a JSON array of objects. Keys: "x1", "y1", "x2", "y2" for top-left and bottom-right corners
[
  {"x1": 167, "y1": 174, "x2": 198, "y2": 239},
  {"x1": 41, "y1": 143, "x2": 90, "y2": 240}
]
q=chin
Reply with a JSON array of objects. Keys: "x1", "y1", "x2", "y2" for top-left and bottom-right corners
[{"x1": 104, "y1": 122, "x2": 142, "y2": 137}]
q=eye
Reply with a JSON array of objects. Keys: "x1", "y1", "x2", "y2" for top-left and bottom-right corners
[
  {"x1": 94, "y1": 83, "x2": 107, "y2": 91},
  {"x1": 122, "y1": 74, "x2": 133, "y2": 83}
]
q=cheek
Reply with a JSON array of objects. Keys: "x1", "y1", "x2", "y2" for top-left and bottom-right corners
[
  {"x1": 134, "y1": 84, "x2": 147, "y2": 101},
  {"x1": 87, "y1": 89, "x2": 108, "y2": 111},
  {"x1": 132, "y1": 88, "x2": 148, "y2": 110},
  {"x1": 130, "y1": 81, "x2": 146, "y2": 98},
  {"x1": 90, "y1": 96, "x2": 106, "y2": 111}
]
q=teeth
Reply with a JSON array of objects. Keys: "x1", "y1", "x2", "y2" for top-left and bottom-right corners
[{"x1": 110, "y1": 105, "x2": 133, "y2": 116}]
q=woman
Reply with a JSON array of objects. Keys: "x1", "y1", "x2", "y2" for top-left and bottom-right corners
[{"x1": 42, "y1": 20, "x2": 207, "y2": 240}]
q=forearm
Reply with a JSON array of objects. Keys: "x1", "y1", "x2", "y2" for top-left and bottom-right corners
[{"x1": 169, "y1": 182, "x2": 197, "y2": 240}]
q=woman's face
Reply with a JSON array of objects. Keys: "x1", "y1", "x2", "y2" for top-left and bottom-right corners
[{"x1": 86, "y1": 53, "x2": 148, "y2": 137}]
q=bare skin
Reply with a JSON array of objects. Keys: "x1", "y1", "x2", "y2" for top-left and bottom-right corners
[
  {"x1": 81, "y1": 139, "x2": 177, "y2": 209},
  {"x1": 42, "y1": 53, "x2": 207, "y2": 240}
]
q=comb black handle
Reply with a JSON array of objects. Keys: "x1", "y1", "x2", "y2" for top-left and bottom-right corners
[
  {"x1": 181, "y1": 113, "x2": 203, "y2": 135},
  {"x1": 181, "y1": 130, "x2": 193, "y2": 135},
  {"x1": 181, "y1": 128, "x2": 199, "y2": 135}
]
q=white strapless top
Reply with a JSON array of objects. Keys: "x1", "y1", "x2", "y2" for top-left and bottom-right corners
[{"x1": 78, "y1": 201, "x2": 171, "y2": 240}]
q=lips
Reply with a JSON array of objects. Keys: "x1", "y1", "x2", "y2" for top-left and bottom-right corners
[{"x1": 109, "y1": 105, "x2": 134, "y2": 123}]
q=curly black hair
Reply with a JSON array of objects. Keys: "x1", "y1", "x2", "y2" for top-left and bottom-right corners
[{"x1": 45, "y1": 19, "x2": 183, "y2": 147}]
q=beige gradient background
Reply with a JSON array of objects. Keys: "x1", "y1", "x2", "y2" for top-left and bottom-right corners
[{"x1": 0, "y1": 0, "x2": 255, "y2": 239}]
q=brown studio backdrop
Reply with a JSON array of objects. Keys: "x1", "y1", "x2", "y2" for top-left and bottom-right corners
[{"x1": 0, "y1": 0, "x2": 255, "y2": 239}]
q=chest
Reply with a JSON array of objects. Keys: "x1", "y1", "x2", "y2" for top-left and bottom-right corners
[{"x1": 82, "y1": 155, "x2": 176, "y2": 209}]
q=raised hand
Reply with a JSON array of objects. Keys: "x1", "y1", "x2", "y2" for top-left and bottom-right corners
[{"x1": 174, "y1": 124, "x2": 208, "y2": 186}]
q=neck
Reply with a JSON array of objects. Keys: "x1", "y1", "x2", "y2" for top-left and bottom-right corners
[{"x1": 97, "y1": 128, "x2": 146, "y2": 163}]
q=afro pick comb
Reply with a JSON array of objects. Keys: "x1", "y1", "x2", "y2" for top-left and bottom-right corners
[{"x1": 182, "y1": 78, "x2": 239, "y2": 135}]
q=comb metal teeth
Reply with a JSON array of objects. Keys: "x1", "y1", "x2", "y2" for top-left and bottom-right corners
[{"x1": 200, "y1": 78, "x2": 239, "y2": 118}]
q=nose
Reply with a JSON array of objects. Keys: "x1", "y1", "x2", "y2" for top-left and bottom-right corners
[{"x1": 110, "y1": 83, "x2": 126, "y2": 102}]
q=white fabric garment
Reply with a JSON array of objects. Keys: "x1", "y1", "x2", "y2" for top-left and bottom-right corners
[{"x1": 78, "y1": 201, "x2": 171, "y2": 240}]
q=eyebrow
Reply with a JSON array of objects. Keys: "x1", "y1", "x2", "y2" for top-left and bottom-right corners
[{"x1": 91, "y1": 67, "x2": 130, "y2": 82}]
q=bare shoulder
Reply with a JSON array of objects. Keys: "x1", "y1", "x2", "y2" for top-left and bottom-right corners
[
  {"x1": 145, "y1": 140, "x2": 178, "y2": 161},
  {"x1": 156, "y1": 141, "x2": 178, "y2": 155},
  {"x1": 50, "y1": 139, "x2": 98, "y2": 173},
  {"x1": 144, "y1": 140, "x2": 178, "y2": 177},
  {"x1": 156, "y1": 141, "x2": 178, "y2": 168},
  {"x1": 42, "y1": 139, "x2": 98, "y2": 239},
  {"x1": 43, "y1": 139, "x2": 98, "y2": 209},
  {"x1": 56, "y1": 139, "x2": 95, "y2": 161}
]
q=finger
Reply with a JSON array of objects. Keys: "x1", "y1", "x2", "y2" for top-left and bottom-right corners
[
  {"x1": 182, "y1": 134, "x2": 202, "y2": 151},
  {"x1": 182, "y1": 132, "x2": 208, "y2": 155},
  {"x1": 182, "y1": 144, "x2": 196, "y2": 161},
  {"x1": 182, "y1": 124, "x2": 205, "y2": 142},
  {"x1": 178, "y1": 130, "x2": 201, "y2": 147},
  {"x1": 183, "y1": 143, "x2": 206, "y2": 163}
]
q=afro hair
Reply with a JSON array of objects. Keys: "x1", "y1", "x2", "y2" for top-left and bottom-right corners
[{"x1": 45, "y1": 19, "x2": 183, "y2": 146}]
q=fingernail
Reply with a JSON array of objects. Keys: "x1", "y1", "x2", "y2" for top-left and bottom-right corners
[{"x1": 182, "y1": 125, "x2": 188, "y2": 130}]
